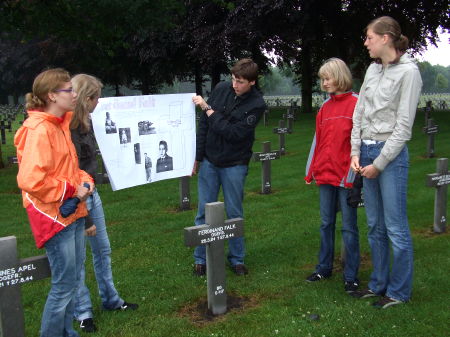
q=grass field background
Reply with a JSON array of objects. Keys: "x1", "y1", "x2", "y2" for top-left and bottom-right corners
[{"x1": 0, "y1": 107, "x2": 449, "y2": 337}]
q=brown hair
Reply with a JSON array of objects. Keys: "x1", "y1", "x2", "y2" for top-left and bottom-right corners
[
  {"x1": 25, "y1": 68, "x2": 71, "y2": 110},
  {"x1": 70, "y1": 74, "x2": 103, "y2": 133},
  {"x1": 366, "y1": 16, "x2": 409, "y2": 53},
  {"x1": 231, "y1": 58, "x2": 259, "y2": 82},
  {"x1": 318, "y1": 58, "x2": 353, "y2": 92}
]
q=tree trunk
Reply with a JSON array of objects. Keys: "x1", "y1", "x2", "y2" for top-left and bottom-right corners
[
  {"x1": 300, "y1": 45, "x2": 313, "y2": 114},
  {"x1": 0, "y1": 92, "x2": 8, "y2": 105},
  {"x1": 0, "y1": 145, "x2": 4, "y2": 169},
  {"x1": 115, "y1": 83, "x2": 122, "y2": 96},
  {"x1": 194, "y1": 62, "x2": 203, "y2": 96},
  {"x1": 210, "y1": 63, "x2": 221, "y2": 93}
]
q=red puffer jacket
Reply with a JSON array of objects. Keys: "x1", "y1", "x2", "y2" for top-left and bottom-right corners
[{"x1": 305, "y1": 92, "x2": 358, "y2": 188}]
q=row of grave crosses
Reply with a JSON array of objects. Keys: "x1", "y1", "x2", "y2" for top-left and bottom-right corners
[{"x1": 2, "y1": 104, "x2": 447, "y2": 331}]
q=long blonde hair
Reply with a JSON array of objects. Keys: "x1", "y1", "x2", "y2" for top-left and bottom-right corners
[
  {"x1": 25, "y1": 68, "x2": 71, "y2": 110},
  {"x1": 70, "y1": 74, "x2": 103, "y2": 132}
]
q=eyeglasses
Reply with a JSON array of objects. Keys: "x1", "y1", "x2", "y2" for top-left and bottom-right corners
[{"x1": 54, "y1": 88, "x2": 73, "y2": 93}]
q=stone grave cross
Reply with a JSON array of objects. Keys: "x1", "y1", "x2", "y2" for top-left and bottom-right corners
[
  {"x1": 426, "y1": 158, "x2": 449, "y2": 233},
  {"x1": 286, "y1": 108, "x2": 295, "y2": 131},
  {"x1": 0, "y1": 120, "x2": 11, "y2": 145},
  {"x1": 179, "y1": 176, "x2": 191, "y2": 211},
  {"x1": 422, "y1": 118, "x2": 439, "y2": 158},
  {"x1": 0, "y1": 236, "x2": 51, "y2": 337},
  {"x1": 184, "y1": 202, "x2": 244, "y2": 315},
  {"x1": 273, "y1": 119, "x2": 292, "y2": 155},
  {"x1": 253, "y1": 141, "x2": 280, "y2": 194}
]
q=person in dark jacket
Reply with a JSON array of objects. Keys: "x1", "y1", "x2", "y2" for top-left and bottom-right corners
[
  {"x1": 70, "y1": 74, "x2": 138, "y2": 333},
  {"x1": 191, "y1": 58, "x2": 266, "y2": 276},
  {"x1": 304, "y1": 58, "x2": 360, "y2": 293}
]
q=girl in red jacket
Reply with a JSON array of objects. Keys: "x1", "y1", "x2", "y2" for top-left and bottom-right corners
[{"x1": 304, "y1": 58, "x2": 360, "y2": 293}]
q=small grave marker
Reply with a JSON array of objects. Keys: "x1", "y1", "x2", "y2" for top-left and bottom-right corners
[
  {"x1": 253, "y1": 141, "x2": 280, "y2": 194},
  {"x1": 263, "y1": 109, "x2": 269, "y2": 127},
  {"x1": 179, "y1": 176, "x2": 191, "y2": 211},
  {"x1": 426, "y1": 158, "x2": 449, "y2": 233},
  {"x1": 0, "y1": 120, "x2": 9, "y2": 145},
  {"x1": 422, "y1": 118, "x2": 439, "y2": 158},
  {"x1": 95, "y1": 149, "x2": 110, "y2": 184},
  {"x1": 8, "y1": 156, "x2": 18, "y2": 165},
  {"x1": 424, "y1": 100, "x2": 432, "y2": 124},
  {"x1": 184, "y1": 202, "x2": 244, "y2": 315},
  {"x1": 0, "y1": 236, "x2": 51, "y2": 337},
  {"x1": 273, "y1": 119, "x2": 292, "y2": 155},
  {"x1": 286, "y1": 107, "x2": 295, "y2": 131}
]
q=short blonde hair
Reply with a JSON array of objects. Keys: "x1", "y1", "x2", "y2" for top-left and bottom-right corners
[
  {"x1": 71, "y1": 74, "x2": 103, "y2": 132},
  {"x1": 318, "y1": 58, "x2": 353, "y2": 92}
]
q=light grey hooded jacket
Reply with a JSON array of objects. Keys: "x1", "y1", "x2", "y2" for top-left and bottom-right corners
[{"x1": 351, "y1": 54, "x2": 422, "y2": 171}]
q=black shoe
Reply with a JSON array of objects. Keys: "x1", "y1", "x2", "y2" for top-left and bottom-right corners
[
  {"x1": 193, "y1": 264, "x2": 206, "y2": 276},
  {"x1": 116, "y1": 301, "x2": 139, "y2": 311},
  {"x1": 79, "y1": 318, "x2": 97, "y2": 333},
  {"x1": 305, "y1": 272, "x2": 330, "y2": 282},
  {"x1": 372, "y1": 296, "x2": 403, "y2": 309},
  {"x1": 231, "y1": 264, "x2": 248, "y2": 276},
  {"x1": 350, "y1": 288, "x2": 378, "y2": 299},
  {"x1": 344, "y1": 279, "x2": 360, "y2": 293}
]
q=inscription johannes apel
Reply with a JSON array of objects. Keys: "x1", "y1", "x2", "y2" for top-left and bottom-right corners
[{"x1": 0, "y1": 263, "x2": 37, "y2": 288}]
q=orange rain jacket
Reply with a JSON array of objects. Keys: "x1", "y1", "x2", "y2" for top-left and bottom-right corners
[{"x1": 14, "y1": 110, "x2": 93, "y2": 248}]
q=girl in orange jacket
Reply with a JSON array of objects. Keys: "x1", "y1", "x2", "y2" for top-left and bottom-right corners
[{"x1": 14, "y1": 68, "x2": 93, "y2": 337}]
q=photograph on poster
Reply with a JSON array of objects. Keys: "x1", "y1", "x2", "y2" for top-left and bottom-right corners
[
  {"x1": 105, "y1": 111, "x2": 117, "y2": 134},
  {"x1": 91, "y1": 93, "x2": 196, "y2": 191},
  {"x1": 138, "y1": 120, "x2": 156, "y2": 135},
  {"x1": 119, "y1": 128, "x2": 131, "y2": 144}
]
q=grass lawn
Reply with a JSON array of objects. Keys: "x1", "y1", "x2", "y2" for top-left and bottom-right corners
[{"x1": 0, "y1": 107, "x2": 449, "y2": 337}]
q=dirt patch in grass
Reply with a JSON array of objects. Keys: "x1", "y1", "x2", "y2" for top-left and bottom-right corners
[
  {"x1": 247, "y1": 189, "x2": 280, "y2": 196},
  {"x1": 333, "y1": 252, "x2": 372, "y2": 272},
  {"x1": 178, "y1": 293, "x2": 259, "y2": 325},
  {"x1": 412, "y1": 227, "x2": 450, "y2": 238},
  {"x1": 299, "y1": 252, "x2": 372, "y2": 273}
]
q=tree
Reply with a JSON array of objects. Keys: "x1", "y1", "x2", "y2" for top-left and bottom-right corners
[
  {"x1": 0, "y1": 0, "x2": 185, "y2": 95},
  {"x1": 435, "y1": 73, "x2": 448, "y2": 92},
  {"x1": 260, "y1": 0, "x2": 449, "y2": 113}
]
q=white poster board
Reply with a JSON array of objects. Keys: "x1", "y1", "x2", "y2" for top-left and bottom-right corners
[{"x1": 91, "y1": 93, "x2": 196, "y2": 191}]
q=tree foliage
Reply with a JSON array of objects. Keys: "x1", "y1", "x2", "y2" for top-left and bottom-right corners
[{"x1": 0, "y1": 0, "x2": 449, "y2": 108}]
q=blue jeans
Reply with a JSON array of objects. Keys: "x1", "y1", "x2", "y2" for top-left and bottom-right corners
[
  {"x1": 74, "y1": 190, "x2": 123, "y2": 321},
  {"x1": 194, "y1": 159, "x2": 248, "y2": 266},
  {"x1": 316, "y1": 184, "x2": 359, "y2": 281},
  {"x1": 41, "y1": 218, "x2": 85, "y2": 337},
  {"x1": 360, "y1": 142, "x2": 413, "y2": 302}
]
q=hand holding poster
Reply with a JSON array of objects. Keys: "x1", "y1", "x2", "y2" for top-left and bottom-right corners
[{"x1": 91, "y1": 93, "x2": 196, "y2": 191}]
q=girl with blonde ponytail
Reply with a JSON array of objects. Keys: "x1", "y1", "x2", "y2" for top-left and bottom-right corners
[{"x1": 70, "y1": 74, "x2": 138, "y2": 333}]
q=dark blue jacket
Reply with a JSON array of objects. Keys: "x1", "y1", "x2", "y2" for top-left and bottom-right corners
[{"x1": 196, "y1": 81, "x2": 266, "y2": 167}]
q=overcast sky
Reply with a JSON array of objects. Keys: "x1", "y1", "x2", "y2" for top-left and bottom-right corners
[{"x1": 416, "y1": 31, "x2": 450, "y2": 67}]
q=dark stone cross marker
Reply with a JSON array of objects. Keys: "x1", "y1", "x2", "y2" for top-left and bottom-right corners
[
  {"x1": 0, "y1": 120, "x2": 10, "y2": 145},
  {"x1": 95, "y1": 149, "x2": 110, "y2": 184},
  {"x1": 184, "y1": 202, "x2": 244, "y2": 315},
  {"x1": 263, "y1": 109, "x2": 269, "y2": 127},
  {"x1": 426, "y1": 158, "x2": 449, "y2": 233},
  {"x1": 286, "y1": 107, "x2": 295, "y2": 131},
  {"x1": 179, "y1": 176, "x2": 191, "y2": 211},
  {"x1": 253, "y1": 141, "x2": 280, "y2": 194},
  {"x1": 273, "y1": 119, "x2": 292, "y2": 155},
  {"x1": 423, "y1": 118, "x2": 439, "y2": 158},
  {"x1": 424, "y1": 100, "x2": 432, "y2": 124},
  {"x1": 0, "y1": 236, "x2": 51, "y2": 337}
]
